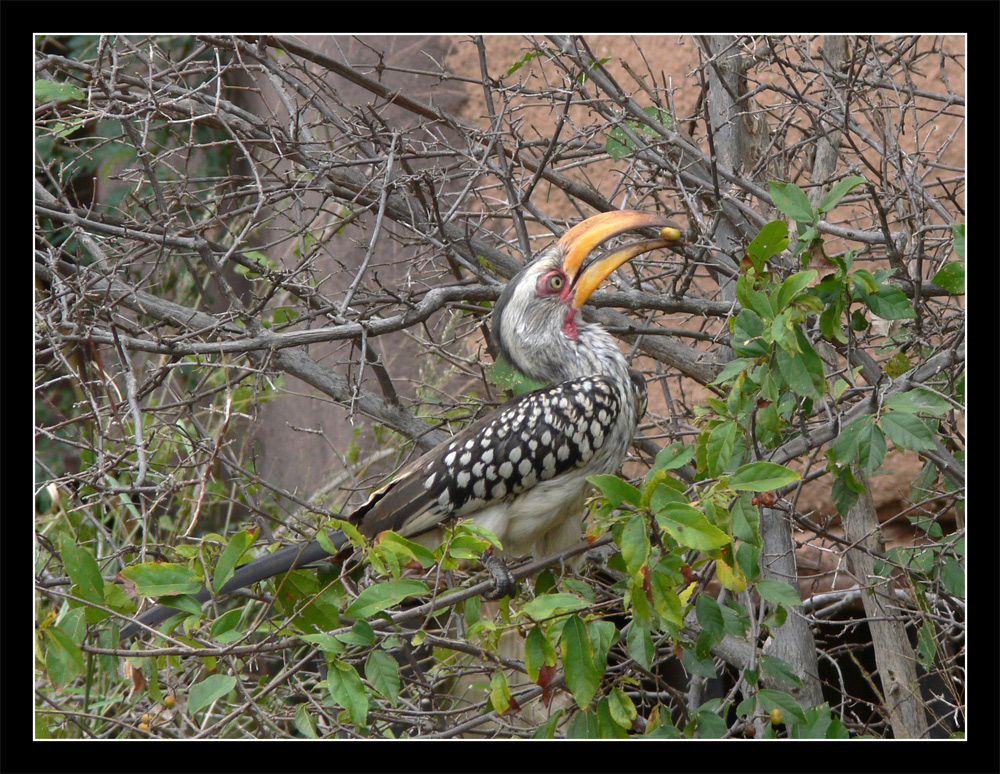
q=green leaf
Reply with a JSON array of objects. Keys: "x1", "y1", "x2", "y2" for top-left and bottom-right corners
[
  {"x1": 521, "y1": 592, "x2": 588, "y2": 621},
  {"x1": 710, "y1": 358, "x2": 755, "y2": 386},
  {"x1": 188, "y1": 674, "x2": 237, "y2": 714},
  {"x1": 951, "y1": 223, "x2": 964, "y2": 260},
  {"x1": 730, "y1": 498, "x2": 760, "y2": 545},
  {"x1": 757, "y1": 688, "x2": 806, "y2": 724},
  {"x1": 790, "y1": 702, "x2": 833, "y2": 739},
  {"x1": 43, "y1": 626, "x2": 85, "y2": 684},
  {"x1": 773, "y1": 329, "x2": 825, "y2": 399},
  {"x1": 566, "y1": 708, "x2": 600, "y2": 738},
  {"x1": 939, "y1": 557, "x2": 965, "y2": 598},
  {"x1": 487, "y1": 357, "x2": 547, "y2": 396},
  {"x1": 769, "y1": 181, "x2": 814, "y2": 223},
  {"x1": 587, "y1": 618, "x2": 616, "y2": 674},
  {"x1": 293, "y1": 704, "x2": 319, "y2": 738},
  {"x1": 642, "y1": 105, "x2": 673, "y2": 128},
  {"x1": 793, "y1": 225, "x2": 819, "y2": 258},
  {"x1": 627, "y1": 572, "x2": 655, "y2": 616},
  {"x1": 736, "y1": 542, "x2": 761, "y2": 584},
  {"x1": 856, "y1": 281, "x2": 917, "y2": 320},
  {"x1": 932, "y1": 262, "x2": 964, "y2": 294},
  {"x1": 525, "y1": 624, "x2": 557, "y2": 682},
  {"x1": 595, "y1": 697, "x2": 631, "y2": 738},
  {"x1": 681, "y1": 645, "x2": 717, "y2": 679},
  {"x1": 649, "y1": 441, "x2": 697, "y2": 472},
  {"x1": 746, "y1": 220, "x2": 790, "y2": 266},
  {"x1": 335, "y1": 619, "x2": 376, "y2": 647},
  {"x1": 849, "y1": 308, "x2": 869, "y2": 332},
  {"x1": 326, "y1": 659, "x2": 369, "y2": 727},
  {"x1": 654, "y1": 504, "x2": 731, "y2": 551},
  {"x1": 119, "y1": 562, "x2": 204, "y2": 598},
  {"x1": 587, "y1": 474, "x2": 640, "y2": 507},
  {"x1": 532, "y1": 709, "x2": 567, "y2": 739},
  {"x1": 706, "y1": 421, "x2": 738, "y2": 477},
  {"x1": 771, "y1": 307, "x2": 804, "y2": 354},
  {"x1": 323, "y1": 519, "x2": 363, "y2": 553},
  {"x1": 695, "y1": 594, "x2": 725, "y2": 643},
  {"x1": 343, "y1": 579, "x2": 429, "y2": 619},
  {"x1": 608, "y1": 687, "x2": 638, "y2": 729},
  {"x1": 620, "y1": 513, "x2": 650, "y2": 577},
  {"x1": 606, "y1": 131, "x2": 634, "y2": 161},
  {"x1": 775, "y1": 270, "x2": 818, "y2": 312},
  {"x1": 721, "y1": 599, "x2": 751, "y2": 638},
  {"x1": 818, "y1": 176, "x2": 866, "y2": 213},
  {"x1": 857, "y1": 420, "x2": 887, "y2": 476},
  {"x1": 729, "y1": 461, "x2": 800, "y2": 492},
  {"x1": 35, "y1": 79, "x2": 86, "y2": 103},
  {"x1": 505, "y1": 49, "x2": 544, "y2": 76},
  {"x1": 626, "y1": 621, "x2": 655, "y2": 671},
  {"x1": 851, "y1": 268, "x2": 880, "y2": 294},
  {"x1": 212, "y1": 529, "x2": 257, "y2": 593},
  {"x1": 730, "y1": 309, "x2": 770, "y2": 358},
  {"x1": 883, "y1": 387, "x2": 952, "y2": 416},
  {"x1": 736, "y1": 275, "x2": 776, "y2": 321},
  {"x1": 693, "y1": 708, "x2": 728, "y2": 738},
  {"x1": 210, "y1": 609, "x2": 244, "y2": 640},
  {"x1": 760, "y1": 653, "x2": 803, "y2": 688},
  {"x1": 561, "y1": 615, "x2": 600, "y2": 708},
  {"x1": 649, "y1": 570, "x2": 684, "y2": 626},
  {"x1": 832, "y1": 467, "x2": 862, "y2": 515},
  {"x1": 297, "y1": 633, "x2": 345, "y2": 655},
  {"x1": 756, "y1": 579, "x2": 803, "y2": 606},
  {"x1": 376, "y1": 531, "x2": 437, "y2": 568},
  {"x1": 59, "y1": 535, "x2": 106, "y2": 621},
  {"x1": 489, "y1": 670, "x2": 513, "y2": 714},
  {"x1": 881, "y1": 411, "x2": 936, "y2": 451},
  {"x1": 830, "y1": 414, "x2": 869, "y2": 464},
  {"x1": 914, "y1": 621, "x2": 937, "y2": 670},
  {"x1": 606, "y1": 106, "x2": 672, "y2": 159}
]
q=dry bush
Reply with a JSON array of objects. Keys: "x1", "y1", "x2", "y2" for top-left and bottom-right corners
[{"x1": 35, "y1": 35, "x2": 964, "y2": 739}]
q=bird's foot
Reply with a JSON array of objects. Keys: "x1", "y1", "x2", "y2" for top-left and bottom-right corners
[{"x1": 479, "y1": 547, "x2": 517, "y2": 600}]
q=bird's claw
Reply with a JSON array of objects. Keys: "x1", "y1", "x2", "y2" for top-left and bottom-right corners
[{"x1": 479, "y1": 549, "x2": 516, "y2": 600}]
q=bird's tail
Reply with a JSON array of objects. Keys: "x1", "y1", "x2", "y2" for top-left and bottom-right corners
[{"x1": 118, "y1": 529, "x2": 349, "y2": 640}]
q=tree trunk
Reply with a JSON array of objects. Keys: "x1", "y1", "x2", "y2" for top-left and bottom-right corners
[
  {"x1": 843, "y1": 467, "x2": 930, "y2": 738},
  {"x1": 760, "y1": 506, "x2": 825, "y2": 708}
]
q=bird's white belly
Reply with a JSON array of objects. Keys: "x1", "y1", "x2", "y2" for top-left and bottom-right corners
[
  {"x1": 413, "y1": 468, "x2": 595, "y2": 559},
  {"x1": 476, "y1": 470, "x2": 592, "y2": 556}
]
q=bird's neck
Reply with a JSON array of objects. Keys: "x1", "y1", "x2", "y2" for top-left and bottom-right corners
[
  {"x1": 565, "y1": 322, "x2": 632, "y2": 385},
  {"x1": 510, "y1": 317, "x2": 631, "y2": 389}
]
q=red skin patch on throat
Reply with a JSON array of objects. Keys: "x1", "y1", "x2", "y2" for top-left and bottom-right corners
[{"x1": 563, "y1": 308, "x2": 578, "y2": 339}]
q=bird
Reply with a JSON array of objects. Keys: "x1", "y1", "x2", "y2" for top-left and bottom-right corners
[{"x1": 119, "y1": 210, "x2": 681, "y2": 640}]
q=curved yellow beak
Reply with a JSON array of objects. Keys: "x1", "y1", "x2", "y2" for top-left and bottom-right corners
[{"x1": 557, "y1": 210, "x2": 681, "y2": 309}]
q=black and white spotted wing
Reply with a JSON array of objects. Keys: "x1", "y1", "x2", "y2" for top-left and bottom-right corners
[{"x1": 352, "y1": 376, "x2": 624, "y2": 540}]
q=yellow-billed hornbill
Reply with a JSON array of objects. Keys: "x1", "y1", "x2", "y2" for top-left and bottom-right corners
[{"x1": 120, "y1": 211, "x2": 680, "y2": 640}]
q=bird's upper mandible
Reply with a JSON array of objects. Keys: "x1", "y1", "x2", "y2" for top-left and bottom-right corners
[{"x1": 491, "y1": 210, "x2": 681, "y2": 385}]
